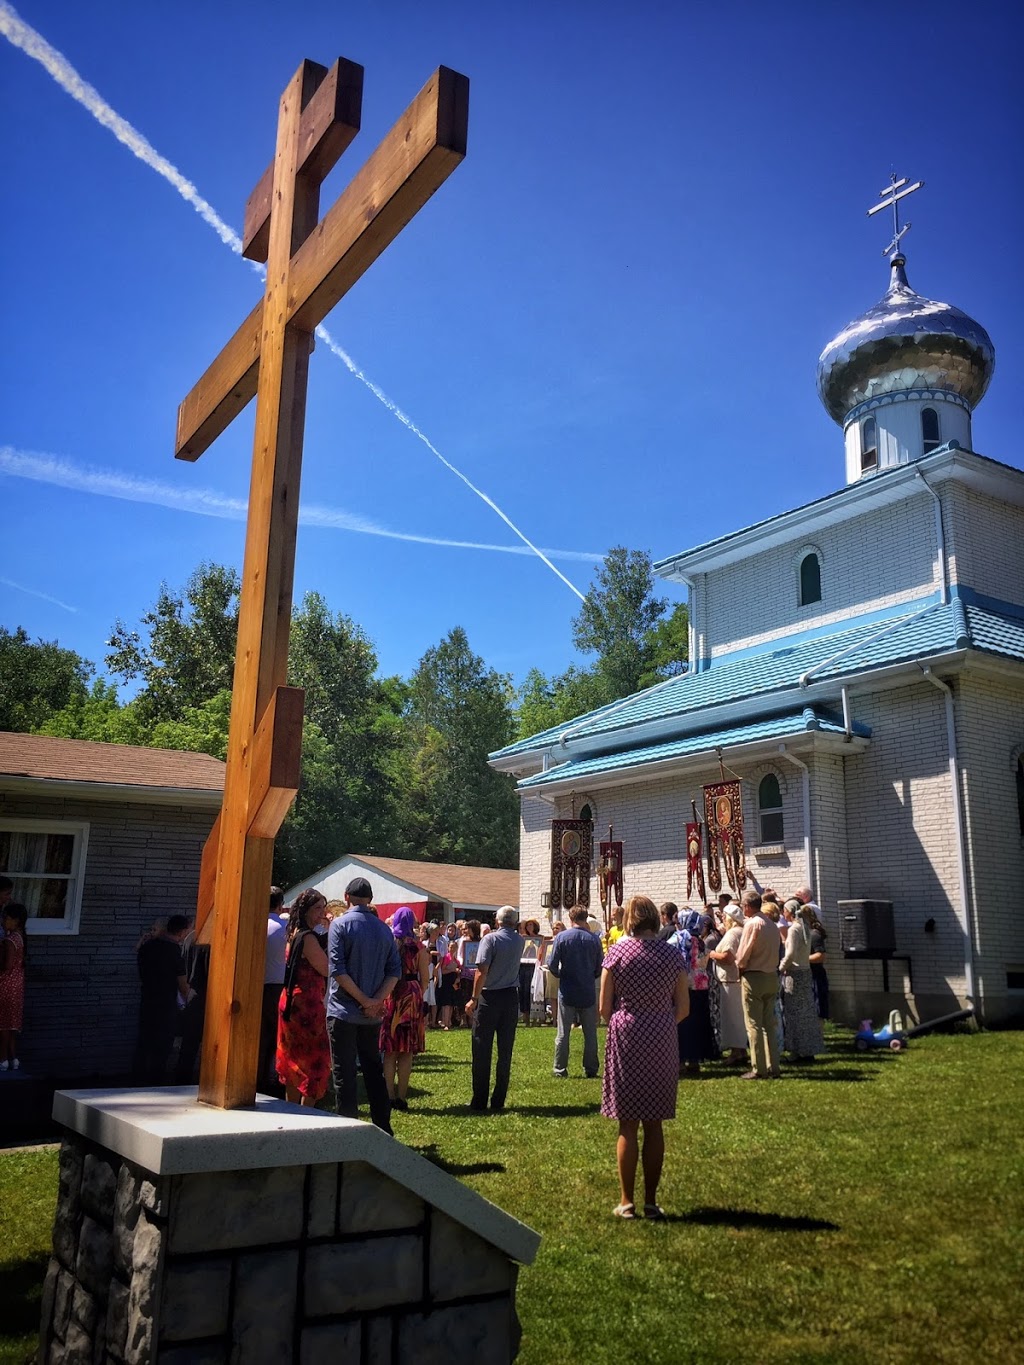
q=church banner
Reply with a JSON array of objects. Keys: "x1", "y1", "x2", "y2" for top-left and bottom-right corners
[
  {"x1": 703, "y1": 781, "x2": 747, "y2": 893},
  {"x1": 550, "y1": 818, "x2": 593, "y2": 910},
  {"x1": 686, "y1": 806, "x2": 706, "y2": 904}
]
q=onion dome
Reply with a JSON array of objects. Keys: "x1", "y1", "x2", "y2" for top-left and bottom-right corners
[{"x1": 817, "y1": 253, "x2": 995, "y2": 426}]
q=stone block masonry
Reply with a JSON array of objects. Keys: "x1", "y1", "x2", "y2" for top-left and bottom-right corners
[{"x1": 41, "y1": 1090, "x2": 539, "y2": 1364}]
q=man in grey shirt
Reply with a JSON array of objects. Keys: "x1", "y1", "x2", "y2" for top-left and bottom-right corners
[{"x1": 464, "y1": 905, "x2": 522, "y2": 1112}]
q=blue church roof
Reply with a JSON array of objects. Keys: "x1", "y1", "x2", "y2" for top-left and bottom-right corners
[
  {"x1": 492, "y1": 596, "x2": 1024, "y2": 767},
  {"x1": 517, "y1": 707, "x2": 870, "y2": 791}
]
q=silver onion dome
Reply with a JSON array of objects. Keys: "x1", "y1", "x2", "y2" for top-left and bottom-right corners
[{"x1": 817, "y1": 253, "x2": 995, "y2": 425}]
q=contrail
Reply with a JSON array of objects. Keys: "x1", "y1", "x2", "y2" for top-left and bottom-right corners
[
  {"x1": 0, "y1": 0, "x2": 589, "y2": 599},
  {"x1": 0, "y1": 576, "x2": 77, "y2": 613},
  {"x1": 0, "y1": 446, "x2": 604, "y2": 563}
]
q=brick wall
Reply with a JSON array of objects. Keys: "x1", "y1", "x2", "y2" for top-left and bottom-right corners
[
  {"x1": 953, "y1": 670, "x2": 1024, "y2": 1022},
  {"x1": 0, "y1": 792, "x2": 215, "y2": 1078},
  {"x1": 944, "y1": 482, "x2": 1024, "y2": 603},
  {"x1": 703, "y1": 491, "x2": 939, "y2": 659}
]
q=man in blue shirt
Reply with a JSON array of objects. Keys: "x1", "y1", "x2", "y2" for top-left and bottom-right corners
[
  {"x1": 464, "y1": 905, "x2": 523, "y2": 1112},
  {"x1": 327, "y1": 877, "x2": 400, "y2": 1134},
  {"x1": 547, "y1": 905, "x2": 604, "y2": 1078}
]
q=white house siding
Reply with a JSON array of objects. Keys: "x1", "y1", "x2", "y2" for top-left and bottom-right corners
[
  {"x1": 943, "y1": 482, "x2": 1024, "y2": 604},
  {"x1": 839, "y1": 682, "x2": 966, "y2": 1019},
  {"x1": 954, "y1": 669, "x2": 1024, "y2": 1023},
  {"x1": 0, "y1": 791, "x2": 213, "y2": 1079},
  {"x1": 702, "y1": 492, "x2": 939, "y2": 661},
  {"x1": 294, "y1": 861, "x2": 433, "y2": 910}
]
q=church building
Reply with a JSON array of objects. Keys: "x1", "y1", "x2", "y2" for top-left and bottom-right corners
[{"x1": 490, "y1": 193, "x2": 1024, "y2": 1028}]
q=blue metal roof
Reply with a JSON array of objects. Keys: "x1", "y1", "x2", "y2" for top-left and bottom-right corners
[
  {"x1": 493, "y1": 598, "x2": 1024, "y2": 764},
  {"x1": 517, "y1": 708, "x2": 870, "y2": 791}
]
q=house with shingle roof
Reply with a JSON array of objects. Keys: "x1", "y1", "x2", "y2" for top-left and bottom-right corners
[
  {"x1": 286, "y1": 854, "x2": 518, "y2": 925},
  {"x1": 0, "y1": 732, "x2": 223, "y2": 1083},
  {"x1": 491, "y1": 249, "x2": 1024, "y2": 1028}
]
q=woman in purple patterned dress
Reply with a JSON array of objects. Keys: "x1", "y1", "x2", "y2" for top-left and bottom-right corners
[{"x1": 600, "y1": 895, "x2": 689, "y2": 1221}]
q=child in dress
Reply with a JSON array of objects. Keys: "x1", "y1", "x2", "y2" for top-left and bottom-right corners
[{"x1": 0, "y1": 903, "x2": 28, "y2": 1071}]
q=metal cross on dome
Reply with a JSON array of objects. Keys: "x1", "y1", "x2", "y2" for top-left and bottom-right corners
[{"x1": 867, "y1": 171, "x2": 925, "y2": 256}]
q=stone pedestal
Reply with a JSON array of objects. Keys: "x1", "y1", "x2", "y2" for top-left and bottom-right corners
[{"x1": 41, "y1": 1088, "x2": 539, "y2": 1364}]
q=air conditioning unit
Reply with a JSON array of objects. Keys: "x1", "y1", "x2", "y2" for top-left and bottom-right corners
[{"x1": 837, "y1": 900, "x2": 896, "y2": 958}]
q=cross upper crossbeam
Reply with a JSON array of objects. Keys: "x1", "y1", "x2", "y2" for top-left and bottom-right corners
[
  {"x1": 178, "y1": 56, "x2": 468, "y2": 1109},
  {"x1": 176, "y1": 65, "x2": 468, "y2": 462}
]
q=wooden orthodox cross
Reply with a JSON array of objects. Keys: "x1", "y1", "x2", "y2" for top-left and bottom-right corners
[{"x1": 175, "y1": 58, "x2": 468, "y2": 1109}]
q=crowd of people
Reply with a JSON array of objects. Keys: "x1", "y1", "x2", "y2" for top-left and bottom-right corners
[{"x1": 126, "y1": 874, "x2": 830, "y2": 1216}]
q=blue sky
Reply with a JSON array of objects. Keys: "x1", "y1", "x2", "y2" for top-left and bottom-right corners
[{"x1": 2, "y1": 0, "x2": 1021, "y2": 691}]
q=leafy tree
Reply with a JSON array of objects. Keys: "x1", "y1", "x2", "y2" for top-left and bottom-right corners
[
  {"x1": 571, "y1": 546, "x2": 668, "y2": 701},
  {"x1": 37, "y1": 679, "x2": 146, "y2": 746},
  {"x1": 105, "y1": 563, "x2": 240, "y2": 723},
  {"x1": 0, "y1": 627, "x2": 92, "y2": 733},
  {"x1": 407, "y1": 627, "x2": 519, "y2": 868},
  {"x1": 272, "y1": 594, "x2": 410, "y2": 886},
  {"x1": 638, "y1": 600, "x2": 690, "y2": 689},
  {"x1": 515, "y1": 665, "x2": 610, "y2": 741}
]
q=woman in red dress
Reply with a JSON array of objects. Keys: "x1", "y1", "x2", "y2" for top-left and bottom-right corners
[
  {"x1": 276, "y1": 889, "x2": 330, "y2": 1107},
  {"x1": 0, "y1": 903, "x2": 28, "y2": 1072},
  {"x1": 380, "y1": 907, "x2": 430, "y2": 1111}
]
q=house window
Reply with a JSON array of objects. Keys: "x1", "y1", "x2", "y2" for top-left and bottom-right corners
[
  {"x1": 758, "y1": 774, "x2": 784, "y2": 843},
  {"x1": 579, "y1": 804, "x2": 593, "y2": 823},
  {"x1": 861, "y1": 416, "x2": 877, "y2": 471},
  {"x1": 0, "y1": 819, "x2": 89, "y2": 934},
  {"x1": 799, "y1": 553, "x2": 822, "y2": 607},
  {"x1": 921, "y1": 407, "x2": 941, "y2": 454}
]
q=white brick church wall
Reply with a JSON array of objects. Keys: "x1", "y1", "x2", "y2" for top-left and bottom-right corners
[{"x1": 702, "y1": 491, "x2": 940, "y2": 660}]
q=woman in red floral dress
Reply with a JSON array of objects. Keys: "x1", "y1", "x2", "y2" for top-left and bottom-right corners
[
  {"x1": 276, "y1": 889, "x2": 330, "y2": 1106},
  {"x1": 0, "y1": 903, "x2": 28, "y2": 1072},
  {"x1": 380, "y1": 907, "x2": 430, "y2": 1111}
]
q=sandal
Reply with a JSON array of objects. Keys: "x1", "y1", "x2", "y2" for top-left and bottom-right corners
[
  {"x1": 612, "y1": 1202, "x2": 637, "y2": 1220},
  {"x1": 644, "y1": 1204, "x2": 667, "y2": 1221}
]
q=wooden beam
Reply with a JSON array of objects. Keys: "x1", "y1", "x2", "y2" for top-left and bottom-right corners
[
  {"x1": 248, "y1": 685, "x2": 304, "y2": 839},
  {"x1": 175, "y1": 65, "x2": 469, "y2": 463},
  {"x1": 194, "y1": 812, "x2": 221, "y2": 944},
  {"x1": 288, "y1": 66, "x2": 469, "y2": 331},
  {"x1": 242, "y1": 58, "x2": 364, "y2": 263},
  {"x1": 199, "y1": 62, "x2": 317, "y2": 1111}
]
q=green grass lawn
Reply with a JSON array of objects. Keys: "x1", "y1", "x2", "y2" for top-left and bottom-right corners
[{"x1": 3, "y1": 1026, "x2": 1023, "y2": 1364}]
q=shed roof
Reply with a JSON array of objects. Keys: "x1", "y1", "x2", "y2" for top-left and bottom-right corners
[
  {"x1": 313, "y1": 854, "x2": 519, "y2": 909},
  {"x1": 0, "y1": 732, "x2": 224, "y2": 801}
]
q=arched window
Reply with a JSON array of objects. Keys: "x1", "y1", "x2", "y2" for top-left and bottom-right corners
[
  {"x1": 922, "y1": 406, "x2": 941, "y2": 454},
  {"x1": 579, "y1": 803, "x2": 593, "y2": 823},
  {"x1": 799, "y1": 552, "x2": 822, "y2": 607},
  {"x1": 861, "y1": 416, "x2": 878, "y2": 471},
  {"x1": 758, "y1": 774, "x2": 784, "y2": 843},
  {"x1": 1016, "y1": 757, "x2": 1024, "y2": 837}
]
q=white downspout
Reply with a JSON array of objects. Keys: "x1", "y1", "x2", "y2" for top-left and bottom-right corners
[
  {"x1": 920, "y1": 666, "x2": 976, "y2": 1006},
  {"x1": 915, "y1": 468, "x2": 949, "y2": 605},
  {"x1": 841, "y1": 685, "x2": 853, "y2": 741},
  {"x1": 778, "y1": 746, "x2": 813, "y2": 900}
]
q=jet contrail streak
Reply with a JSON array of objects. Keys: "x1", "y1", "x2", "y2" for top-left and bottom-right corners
[
  {"x1": 0, "y1": 446, "x2": 604, "y2": 563},
  {"x1": 0, "y1": 576, "x2": 78, "y2": 613},
  {"x1": 0, "y1": 0, "x2": 590, "y2": 599}
]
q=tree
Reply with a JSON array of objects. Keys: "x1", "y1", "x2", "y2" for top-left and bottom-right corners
[
  {"x1": 638, "y1": 600, "x2": 690, "y2": 690},
  {"x1": 105, "y1": 563, "x2": 240, "y2": 723},
  {"x1": 571, "y1": 547, "x2": 668, "y2": 701},
  {"x1": 515, "y1": 665, "x2": 610, "y2": 742},
  {"x1": 0, "y1": 627, "x2": 92, "y2": 733},
  {"x1": 272, "y1": 593, "x2": 410, "y2": 886},
  {"x1": 37, "y1": 679, "x2": 146, "y2": 746},
  {"x1": 407, "y1": 627, "x2": 519, "y2": 868}
]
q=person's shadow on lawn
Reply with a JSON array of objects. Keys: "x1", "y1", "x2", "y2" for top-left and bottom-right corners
[
  {"x1": 413, "y1": 1143, "x2": 506, "y2": 1177},
  {"x1": 669, "y1": 1207, "x2": 839, "y2": 1232}
]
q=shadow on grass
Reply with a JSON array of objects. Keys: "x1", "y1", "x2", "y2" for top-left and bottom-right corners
[
  {"x1": 413, "y1": 1143, "x2": 506, "y2": 1177},
  {"x1": 0, "y1": 1249, "x2": 48, "y2": 1338},
  {"x1": 676, "y1": 1206, "x2": 839, "y2": 1232}
]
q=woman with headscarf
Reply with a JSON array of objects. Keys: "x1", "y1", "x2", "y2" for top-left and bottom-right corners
[
  {"x1": 780, "y1": 900, "x2": 824, "y2": 1061},
  {"x1": 380, "y1": 906, "x2": 430, "y2": 1110},
  {"x1": 276, "y1": 889, "x2": 330, "y2": 1107},
  {"x1": 706, "y1": 901, "x2": 749, "y2": 1064},
  {"x1": 673, "y1": 910, "x2": 716, "y2": 1075}
]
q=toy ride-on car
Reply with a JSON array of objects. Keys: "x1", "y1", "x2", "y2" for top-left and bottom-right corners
[{"x1": 855, "y1": 1010, "x2": 908, "y2": 1052}]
